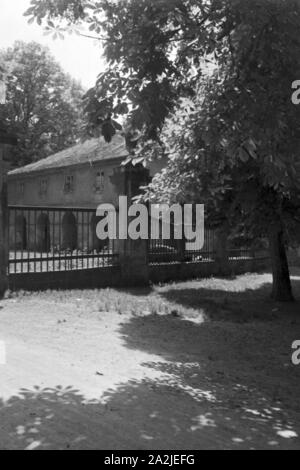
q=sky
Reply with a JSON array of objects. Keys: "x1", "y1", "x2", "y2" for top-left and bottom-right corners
[{"x1": 0, "y1": 0, "x2": 104, "y2": 89}]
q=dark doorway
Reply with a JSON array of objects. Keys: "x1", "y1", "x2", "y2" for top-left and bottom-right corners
[
  {"x1": 62, "y1": 212, "x2": 77, "y2": 251},
  {"x1": 37, "y1": 213, "x2": 50, "y2": 252},
  {"x1": 15, "y1": 215, "x2": 27, "y2": 250}
]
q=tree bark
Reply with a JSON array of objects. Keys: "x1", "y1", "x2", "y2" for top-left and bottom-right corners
[
  {"x1": 0, "y1": 145, "x2": 8, "y2": 299},
  {"x1": 268, "y1": 226, "x2": 294, "y2": 302}
]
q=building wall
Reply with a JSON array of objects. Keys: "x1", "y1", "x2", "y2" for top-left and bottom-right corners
[
  {"x1": 8, "y1": 156, "x2": 166, "y2": 209},
  {"x1": 7, "y1": 156, "x2": 167, "y2": 254},
  {"x1": 8, "y1": 161, "x2": 121, "y2": 209}
]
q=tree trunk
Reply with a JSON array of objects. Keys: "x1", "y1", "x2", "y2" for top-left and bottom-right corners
[
  {"x1": 268, "y1": 227, "x2": 294, "y2": 302},
  {"x1": 0, "y1": 146, "x2": 8, "y2": 299}
]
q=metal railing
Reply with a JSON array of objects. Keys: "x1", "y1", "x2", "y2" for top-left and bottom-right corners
[
  {"x1": 148, "y1": 228, "x2": 217, "y2": 264},
  {"x1": 8, "y1": 206, "x2": 119, "y2": 274},
  {"x1": 8, "y1": 206, "x2": 259, "y2": 274},
  {"x1": 148, "y1": 230, "x2": 258, "y2": 265},
  {"x1": 228, "y1": 248, "x2": 254, "y2": 260}
]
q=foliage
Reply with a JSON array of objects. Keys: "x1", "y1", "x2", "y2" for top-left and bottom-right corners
[
  {"x1": 24, "y1": 0, "x2": 207, "y2": 141},
  {"x1": 25, "y1": 0, "x2": 300, "y2": 299},
  {"x1": 130, "y1": 0, "x2": 300, "y2": 244},
  {"x1": 0, "y1": 41, "x2": 84, "y2": 167}
]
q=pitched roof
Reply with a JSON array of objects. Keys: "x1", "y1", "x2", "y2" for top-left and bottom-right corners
[{"x1": 8, "y1": 134, "x2": 129, "y2": 177}]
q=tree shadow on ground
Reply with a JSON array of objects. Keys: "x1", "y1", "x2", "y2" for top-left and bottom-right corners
[
  {"x1": 0, "y1": 380, "x2": 299, "y2": 450},
  {"x1": 115, "y1": 286, "x2": 154, "y2": 297},
  {"x1": 1, "y1": 271, "x2": 300, "y2": 450},
  {"x1": 157, "y1": 272, "x2": 300, "y2": 324},
  {"x1": 115, "y1": 272, "x2": 300, "y2": 449}
]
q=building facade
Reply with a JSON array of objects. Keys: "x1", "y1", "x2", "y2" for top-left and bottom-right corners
[{"x1": 7, "y1": 134, "x2": 165, "y2": 254}]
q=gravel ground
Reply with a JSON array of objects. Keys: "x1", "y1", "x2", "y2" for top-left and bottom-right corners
[{"x1": 0, "y1": 269, "x2": 299, "y2": 450}]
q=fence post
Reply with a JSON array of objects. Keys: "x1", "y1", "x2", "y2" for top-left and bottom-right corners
[
  {"x1": 215, "y1": 226, "x2": 230, "y2": 275},
  {"x1": 119, "y1": 238, "x2": 149, "y2": 286},
  {"x1": 113, "y1": 163, "x2": 150, "y2": 287}
]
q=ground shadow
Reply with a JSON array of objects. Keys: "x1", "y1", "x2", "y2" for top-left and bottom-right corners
[
  {"x1": 2, "y1": 271, "x2": 300, "y2": 450},
  {"x1": 157, "y1": 270, "x2": 300, "y2": 324},
  {"x1": 0, "y1": 381, "x2": 299, "y2": 450},
  {"x1": 115, "y1": 286, "x2": 154, "y2": 297},
  {"x1": 159, "y1": 285, "x2": 300, "y2": 323},
  {"x1": 115, "y1": 273, "x2": 300, "y2": 449}
]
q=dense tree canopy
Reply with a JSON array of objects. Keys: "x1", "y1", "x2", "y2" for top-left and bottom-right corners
[
  {"x1": 0, "y1": 41, "x2": 84, "y2": 167},
  {"x1": 25, "y1": 0, "x2": 300, "y2": 301},
  {"x1": 24, "y1": 0, "x2": 212, "y2": 141}
]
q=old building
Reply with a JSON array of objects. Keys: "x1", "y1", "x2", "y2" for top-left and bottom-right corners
[{"x1": 7, "y1": 134, "x2": 165, "y2": 254}]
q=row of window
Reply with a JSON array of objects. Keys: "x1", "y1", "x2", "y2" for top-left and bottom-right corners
[{"x1": 18, "y1": 171, "x2": 106, "y2": 197}]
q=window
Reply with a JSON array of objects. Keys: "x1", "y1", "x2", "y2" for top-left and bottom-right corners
[
  {"x1": 18, "y1": 182, "x2": 25, "y2": 197},
  {"x1": 64, "y1": 175, "x2": 74, "y2": 194},
  {"x1": 94, "y1": 171, "x2": 105, "y2": 194},
  {"x1": 39, "y1": 178, "x2": 48, "y2": 197}
]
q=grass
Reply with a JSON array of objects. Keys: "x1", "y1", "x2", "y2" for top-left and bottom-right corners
[{"x1": 7, "y1": 268, "x2": 300, "y2": 323}]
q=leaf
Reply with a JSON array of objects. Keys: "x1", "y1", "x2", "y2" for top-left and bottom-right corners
[
  {"x1": 111, "y1": 119, "x2": 122, "y2": 131},
  {"x1": 238, "y1": 147, "x2": 249, "y2": 163}
]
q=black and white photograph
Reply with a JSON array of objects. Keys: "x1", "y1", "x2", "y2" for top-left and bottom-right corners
[{"x1": 0, "y1": 0, "x2": 300, "y2": 452}]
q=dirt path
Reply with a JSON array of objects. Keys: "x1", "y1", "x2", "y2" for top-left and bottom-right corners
[{"x1": 0, "y1": 273, "x2": 300, "y2": 449}]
